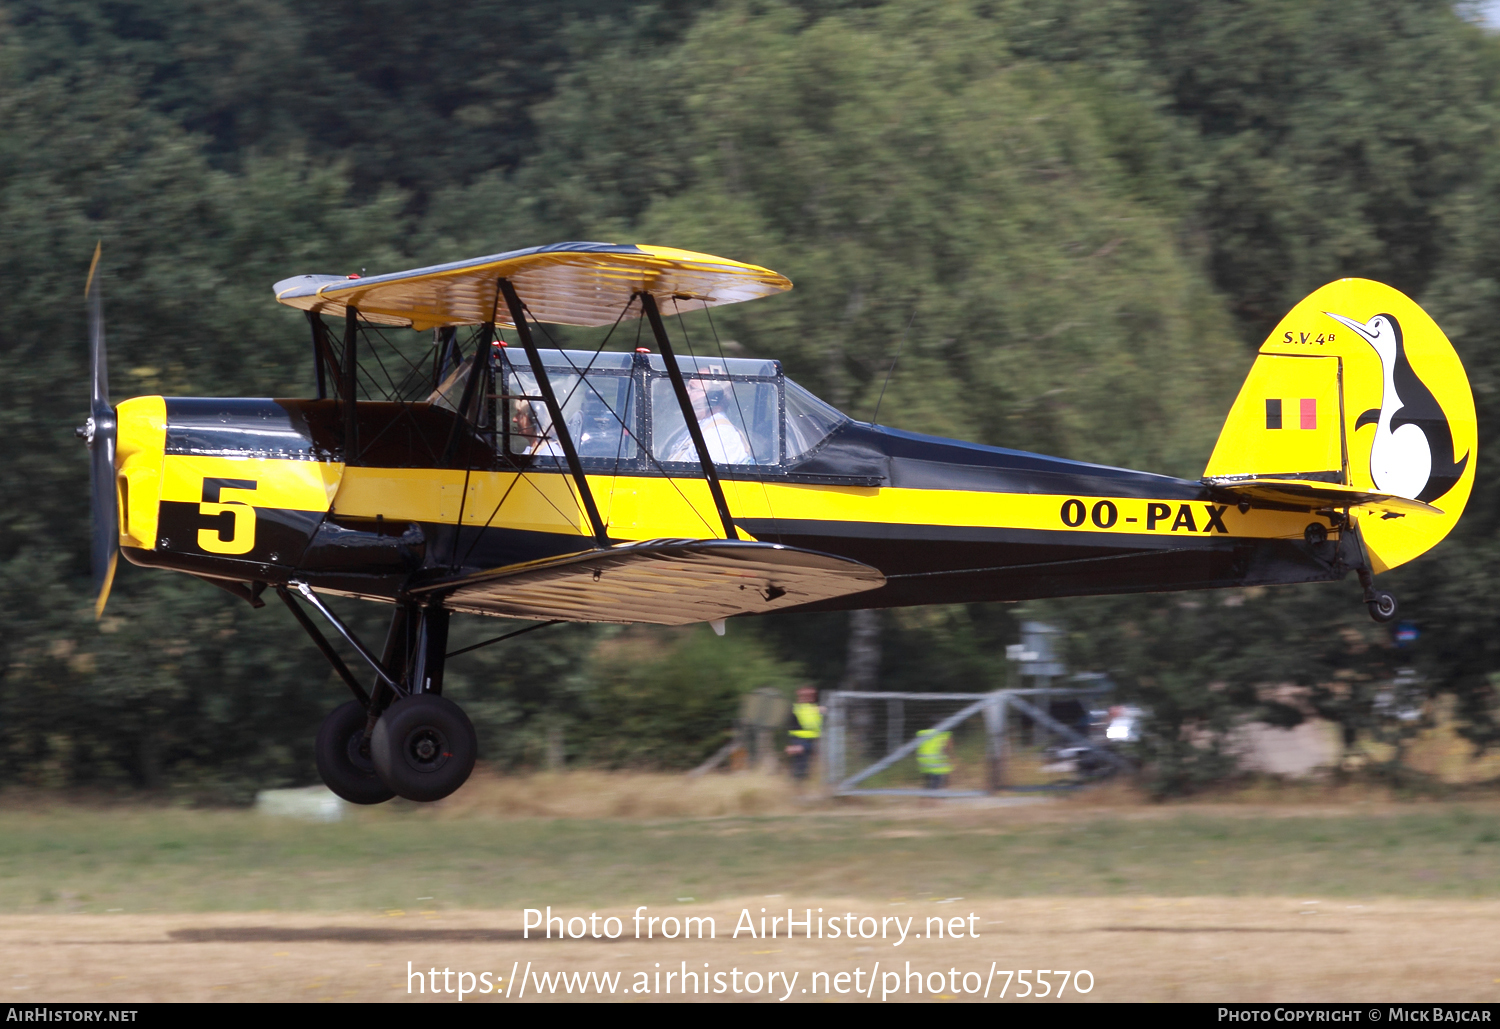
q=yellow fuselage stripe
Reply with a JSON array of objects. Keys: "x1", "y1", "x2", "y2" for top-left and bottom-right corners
[{"x1": 154, "y1": 455, "x2": 1320, "y2": 545}]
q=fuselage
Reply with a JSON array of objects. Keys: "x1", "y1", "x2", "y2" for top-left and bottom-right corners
[{"x1": 115, "y1": 347, "x2": 1351, "y2": 619}]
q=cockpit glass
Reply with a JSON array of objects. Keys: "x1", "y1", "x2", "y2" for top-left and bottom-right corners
[
  {"x1": 429, "y1": 355, "x2": 474, "y2": 412},
  {"x1": 650, "y1": 376, "x2": 779, "y2": 466},
  {"x1": 502, "y1": 350, "x2": 637, "y2": 462},
  {"x1": 644, "y1": 355, "x2": 779, "y2": 378},
  {"x1": 478, "y1": 348, "x2": 846, "y2": 471},
  {"x1": 784, "y1": 378, "x2": 847, "y2": 458}
]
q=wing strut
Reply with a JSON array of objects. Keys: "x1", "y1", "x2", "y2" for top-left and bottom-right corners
[
  {"x1": 305, "y1": 312, "x2": 332, "y2": 400},
  {"x1": 287, "y1": 580, "x2": 406, "y2": 695},
  {"x1": 342, "y1": 306, "x2": 359, "y2": 462},
  {"x1": 639, "y1": 292, "x2": 739, "y2": 541},
  {"x1": 497, "y1": 278, "x2": 611, "y2": 547},
  {"x1": 276, "y1": 585, "x2": 371, "y2": 707}
]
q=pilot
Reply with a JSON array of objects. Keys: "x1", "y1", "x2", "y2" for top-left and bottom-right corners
[
  {"x1": 511, "y1": 402, "x2": 563, "y2": 458},
  {"x1": 663, "y1": 374, "x2": 751, "y2": 464}
]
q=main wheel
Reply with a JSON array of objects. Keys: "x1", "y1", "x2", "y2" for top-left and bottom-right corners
[
  {"x1": 1367, "y1": 590, "x2": 1399, "y2": 623},
  {"x1": 371, "y1": 694, "x2": 477, "y2": 802},
  {"x1": 315, "y1": 700, "x2": 396, "y2": 805}
]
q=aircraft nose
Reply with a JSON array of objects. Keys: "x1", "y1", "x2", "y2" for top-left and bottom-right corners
[{"x1": 114, "y1": 395, "x2": 167, "y2": 549}]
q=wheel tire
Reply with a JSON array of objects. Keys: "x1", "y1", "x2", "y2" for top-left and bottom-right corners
[
  {"x1": 371, "y1": 694, "x2": 477, "y2": 802},
  {"x1": 1367, "y1": 590, "x2": 1399, "y2": 623},
  {"x1": 315, "y1": 700, "x2": 396, "y2": 805}
]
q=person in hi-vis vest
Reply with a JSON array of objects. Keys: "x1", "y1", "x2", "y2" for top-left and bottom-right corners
[
  {"x1": 785, "y1": 686, "x2": 823, "y2": 781},
  {"x1": 916, "y1": 728, "x2": 954, "y2": 790}
]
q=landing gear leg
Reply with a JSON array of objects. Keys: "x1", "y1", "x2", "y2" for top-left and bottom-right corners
[
  {"x1": 1358, "y1": 568, "x2": 1398, "y2": 623},
  {"x1": 283, "y1": 585, "x2": 475, "y2": 803},
  {"x1": 1341, "y1": 519, "x2": 1398, "y2": 624},
  {"x1": 369, "y1": 605, "x2": 476, "y2": 803},
  {"x1": 353, "y1": 602, "x2": 416, "y2": 773}
]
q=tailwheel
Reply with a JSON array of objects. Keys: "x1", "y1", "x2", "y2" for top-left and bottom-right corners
[
  {"x1": 371, "y1": 694, "x2": 477, "y2": 802},
  {"x1": 1367, "y1": 590, "x2": 1399, "y2": 623},
  {"x1": 315, "y1": 700, "x2": 396, "y2": 805}
]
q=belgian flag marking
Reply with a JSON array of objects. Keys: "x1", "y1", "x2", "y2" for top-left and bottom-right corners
[{"x1": 1265, "y1": 398, "x2": 1316, "y2": 430}]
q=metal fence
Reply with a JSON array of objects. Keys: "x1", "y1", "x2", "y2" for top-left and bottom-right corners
[{"x1": 823, "y1": 687, "x2": 1127, "y2": 797}]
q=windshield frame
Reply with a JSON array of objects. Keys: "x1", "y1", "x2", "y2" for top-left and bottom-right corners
[{"x1": 491, "y1": 347, "x2": 848, "y2": 476}]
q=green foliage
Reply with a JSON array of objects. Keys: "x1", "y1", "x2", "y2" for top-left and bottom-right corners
[
  {"x1": 1394, "y1": 133, "x2": 1500, "y2": 754},
  {"x1": 457, "y1": 0, "x2": 1246, "y2": 475},
  {"x1": 2, "y1": 0, "x2": 718, "y2": 197},
  {"x1": 1004, "y1": 0, "x2": 1500, "y2": 337},
  {"x1": 0, "y1": 57, "x2": 409, "y2": 798},
  {"x1": 1003, "y1": 0, "x2": 1500, "y2": 792},
  {"x1": 571, "y1": 626, "x2": 804, "y2": 768},
  {"x1": 4, "y1": 0, "x2": 1500, "y2": 796}
]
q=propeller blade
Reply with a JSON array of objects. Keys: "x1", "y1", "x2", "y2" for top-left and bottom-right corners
[
  {"x1": 91, "y1": 434, "x2": 117, "y2": 619},
  {"x1": 87, "y1": 241, "x2": 106, "y2": 409},
  {"x1": 84, "y1": 242, "x2": 117, "y2": 618}
]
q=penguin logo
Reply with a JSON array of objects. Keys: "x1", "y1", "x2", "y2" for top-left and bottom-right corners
[{"x1": 1324, "y1": 311, "x2": 1469, "y2": 504}]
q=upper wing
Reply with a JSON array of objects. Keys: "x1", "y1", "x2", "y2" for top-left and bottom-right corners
[
  {"x1": 272, "y1": 242, "x2": 792, "y2": 331},
  {"x1": 408, "y1": 539, "x2": 885, "y2": 625},
  {"x1": 1205, "y1": 476, "x2": 1442, "y2": 516}
]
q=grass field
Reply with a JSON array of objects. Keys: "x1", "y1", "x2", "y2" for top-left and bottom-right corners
[
  {"x1": 4, "y1": 775, "x2": 1500, "y2": 913},
  {"x1": 5, "y1": 774, "x2": 1500, "y2": 1001}
]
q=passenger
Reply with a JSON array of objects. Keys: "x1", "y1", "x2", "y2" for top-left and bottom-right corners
[{"x1": 663, "y1": 375, "x2": 751, "y2": 465}]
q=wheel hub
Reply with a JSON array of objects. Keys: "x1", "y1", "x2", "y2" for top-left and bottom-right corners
[
  {"x1": 345, "y1": 730, "x2": 377, "y2": 774},
  {"x1": 403, "y1": 726, "x2": 450, "y2": 773}
]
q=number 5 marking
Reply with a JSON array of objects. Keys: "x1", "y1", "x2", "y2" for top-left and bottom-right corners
[{"x1": 198, "y1": 478, "x2": 258, "y2": 555}]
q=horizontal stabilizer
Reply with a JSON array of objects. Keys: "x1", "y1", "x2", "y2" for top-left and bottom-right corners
[
  {"x1": 410, "y1": 539, "x2": 885, "y2": 625},
  {"x1": 1205, "y1": 476, "x2": 1442, "y2": 516}
]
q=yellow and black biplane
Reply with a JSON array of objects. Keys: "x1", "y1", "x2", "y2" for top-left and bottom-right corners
[{"x1": 79, "y1": 242, "x2": 1476, "y2": 803}]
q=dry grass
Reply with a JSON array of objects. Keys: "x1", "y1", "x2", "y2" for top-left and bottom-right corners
[
  {"x1": 424, "y1": 767, "x2": 814, "y2": 819},
  {"x1": 428, "y1": 764, "x2": 1500, "y2": 822},
  {"x1": 1050, "y1": 775, "x2": 1410, "y2": 811}
]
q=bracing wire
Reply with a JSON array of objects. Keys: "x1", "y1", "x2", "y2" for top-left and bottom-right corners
[
  {"x1": 446, "y1": 619, "x2": 563, "y2": 659},
  {"x1": 454, "y1": 294, "x2": 740, "y2": 570},
  {"x1": 870, "y1": 306, "x2": 919, "y2": 426},
  {"x1": 701, "y1": 300, "x2": 779, "y2": 540},
  {"x1": 447, "y1": 285, "x2": 504, "y2": 569},
  {"x1": 675, "y1": 300, "x2": 776, "y2": 541},
  {"x1": 456, "y1": 304, "x2": 632, "y2": 567},
  {"x1": 458, "y1": 296, "x2": 717, "y2": 564},
  {"x1": 532, "y1": 306, "x2": 719, "y2": 540}
]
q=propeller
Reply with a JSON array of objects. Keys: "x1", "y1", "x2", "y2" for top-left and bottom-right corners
[{"x1": 77, "y1": 242, "x2": 117, "y2": 618}]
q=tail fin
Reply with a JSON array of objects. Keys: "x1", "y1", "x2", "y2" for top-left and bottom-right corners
[{"x1": 1204, "y1": 278, "x2": 1476, "y2": 573}]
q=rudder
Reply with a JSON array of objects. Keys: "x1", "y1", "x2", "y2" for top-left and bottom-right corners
[{"x1": 1204, "y1": 278, "x2": 1476, "y2": 573}]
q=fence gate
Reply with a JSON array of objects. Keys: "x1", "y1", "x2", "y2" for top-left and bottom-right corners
[{"x1": 824, "y1": 688, "x2": 1127, "y2": 797}]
